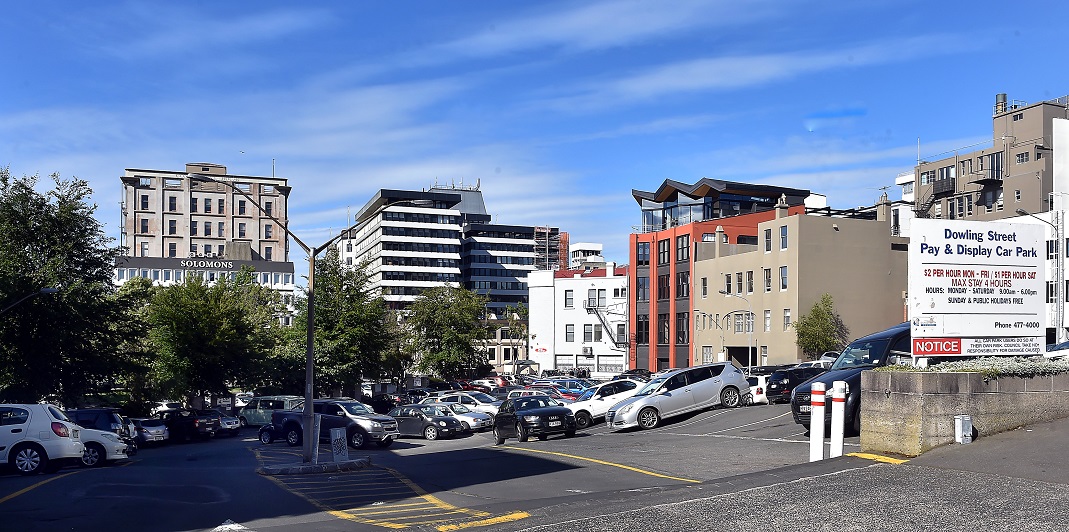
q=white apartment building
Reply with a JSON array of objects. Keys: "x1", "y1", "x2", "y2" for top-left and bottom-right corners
[
  {"x1": 569, "y1": 242, "x2": 603, "y2": 268},
  {"x1": 528, "y1": 263, "x2": 629, "y2": 379}
]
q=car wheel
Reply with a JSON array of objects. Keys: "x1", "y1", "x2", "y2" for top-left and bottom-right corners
[
  {"x1": 81, "y1": 442, "x2": 105, "y2": 468},
  {"x1": 424, "y1": 426, "x2": 439, "y2": 440},
  {"x1": 637, "y1": 407, "x2": 659, "y2": 429},
  {"x1": 239, "y1": 417, "x2": 248, "y2": 428},
  {"x1": 851, "y1": 410, "x2": 862, "y2": 436},
  {"x1": 349, "y1": 430, "x2": 368, "y2": 449},
  {"x1": 493, "y1": 426, "x2": 506, "y2": 445},
  {"x1": 516, "y1": 423, "x2": 529, "y2": 442},
  {"x1": 12, "y1": 444, "x2": 47, "y2": 476},
  {"x1": 461, "y1": 421, "x2": 471, "y2": 432},
  {"x1": 574, "y1": 411, "x2": 592, "y2": 430},
  {"x1": 721, "y1": 387, "x2": 741, "y2": 408},
  {"x1": 259, "y1": 430, "x2": 274, "y2": 444},
  {"x1": 285, "y1": 427, "x2": 302, "y2": 447}
]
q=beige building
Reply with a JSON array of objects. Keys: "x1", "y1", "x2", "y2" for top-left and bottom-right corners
[
  {"x1": 914, "y1": 93, "x2": 1066, "y2": 221},
  {"x1": 692, "y1": 196, "x2": 908, "y2": 367}
]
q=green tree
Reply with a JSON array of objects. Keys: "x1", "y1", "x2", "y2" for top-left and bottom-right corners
[
  {"x1": 146, "y1": 267, "x2": 282, "y2": 403},
  {"x1": 793, "y1": 293, "x2": 850, "y2": 359},
  {"x1": 407, "y1": 286, "x2": 491, "y2": 379},
  {"x1": 0, "y1": 169, "x2": 131, "y2": 405}
]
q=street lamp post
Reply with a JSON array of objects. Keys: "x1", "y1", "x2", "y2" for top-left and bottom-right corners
[
  {"x1": 1, "y1": 287, "x2": 60, "y2": 315},
  {"x1": 1017, "y1": 208, "x2": 1064, "y2": 343},
  {"x1": 719, "y1": 290, "x2": 754, "y2": 372}
]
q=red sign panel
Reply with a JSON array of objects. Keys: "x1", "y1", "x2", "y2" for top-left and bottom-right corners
[{"x1": 913, "y1": 338, "x2": 962, "y2": 356}]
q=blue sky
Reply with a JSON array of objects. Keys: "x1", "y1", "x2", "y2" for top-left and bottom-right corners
[{"x1": 3, "y1": 1, "x2": 1069, "y2": 266}]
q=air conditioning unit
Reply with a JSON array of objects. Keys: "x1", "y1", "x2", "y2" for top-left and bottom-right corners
[{"x1": 582, "y1": 347, "x2": 593, "y2": 356}]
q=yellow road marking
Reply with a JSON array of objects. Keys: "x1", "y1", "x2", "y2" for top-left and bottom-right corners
[
  {"x1": 846, "y1": 452, "x2": 909, "y2": 464},
  {"x1": 437, "y1": 512, "x2": 532, "y2": 531},
  {"x1": 497, "y1": 446, "x2": 702, "y2": 483},
  {"x1": 0, "y1": 470, "x2": 81, "y2": 505}
]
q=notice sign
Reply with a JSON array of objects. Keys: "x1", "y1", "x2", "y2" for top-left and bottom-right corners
[{"x1": 909, "y1": 218, "x2": 1045, "y2": 354}]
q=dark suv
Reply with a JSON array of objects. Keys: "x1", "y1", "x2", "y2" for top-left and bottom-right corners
[
  {"x1": 766, "y1": 367, "x2": 827, "y2": 404},
  {"x1": 66, "y1": 408, "x2": 130, "y2": 437},
  {"x1": 790, "y1": 322, "x2": 912, "y2": 434}
]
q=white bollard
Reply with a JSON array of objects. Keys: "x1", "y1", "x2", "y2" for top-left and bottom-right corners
[
  {"x1": 829, "y1": 380, "x2": 847, "y2": 458},
  {"x1": 809, "y1": 382, "x2": 826, "y2": 462}
]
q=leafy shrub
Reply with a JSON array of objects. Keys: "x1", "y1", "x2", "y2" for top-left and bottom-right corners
[{"x1": 878, "y1": 356, "x2": 1069, "y2": 381}]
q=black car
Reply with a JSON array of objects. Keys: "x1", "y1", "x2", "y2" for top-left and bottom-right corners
[
  {"x1": 487, "y1": 385, "x2": 523, "y2": 400},
  {"x1": 493, "y1": 395, "x2": 577, "y2": 444},
  {"x1": 766, "y1": 367, "x2": 827, "y2": 404},
  {"x1": 791, "y1": 322, "x2": 912, "y2": 434},
  {"x1": 66, "y1": 408, "x2": 130, "y2": 438},
  {"x1": 387, "y1": 404, "x2": 463, "y2": 440}
]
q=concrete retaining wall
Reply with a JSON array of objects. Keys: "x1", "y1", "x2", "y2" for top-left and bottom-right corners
[{"x1": 860, "y1": 371, "x2": 1069, "y2": 457}]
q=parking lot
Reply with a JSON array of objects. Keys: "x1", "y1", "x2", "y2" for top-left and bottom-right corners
[{"x1": 1, "y1": 402, "x2": 858, "y2": 531}]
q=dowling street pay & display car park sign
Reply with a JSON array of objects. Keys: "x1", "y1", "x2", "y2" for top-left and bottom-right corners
[{"x1": 909, "y1": 218, "x2": 1046, "y2": 357}]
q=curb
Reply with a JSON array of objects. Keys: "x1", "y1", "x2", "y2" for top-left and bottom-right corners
[{"x1": 257, "y1": 457, "x2": 372, "y2": 475}]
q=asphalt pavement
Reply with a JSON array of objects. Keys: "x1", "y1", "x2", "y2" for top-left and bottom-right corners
[{"x1": 510, "y1": 416, "x2": 1069, "y2": 532}]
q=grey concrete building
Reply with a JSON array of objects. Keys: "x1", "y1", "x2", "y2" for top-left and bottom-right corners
[{"x1": 692, "y1": 196, "x2": 909, "y2": 367}]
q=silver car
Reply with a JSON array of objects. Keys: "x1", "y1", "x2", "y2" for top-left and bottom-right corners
[
  {"x1": 606, "y1": 363, "x2": 749, "y2": 430},
  {"x1": 424, "y1": 402, "x2": 493, "y2": 432}
]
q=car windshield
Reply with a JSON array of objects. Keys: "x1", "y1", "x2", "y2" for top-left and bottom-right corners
[
  {"x1": 515, "y1": 397, "x2": 555, "y2": 410},
  {"x1": 469, "y1": 392, "x2": 495, "y2": 403},
  {"x1": 451, "y1": 405, "x2": 471, "y2": 414},
  {"x1": 340, "y1": 403, "x2": 373, "y2": 415},
  {"x1": 576, "y1": 388, "x2": 597, "y2": 402},
  {"x1": 830, "y1": 338, "x2": 891, "y2": 370},
  {"x1": 633, "y1": 377, "x2": 667, "y2": 397}
]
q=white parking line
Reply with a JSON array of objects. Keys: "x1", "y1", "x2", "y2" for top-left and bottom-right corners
[
  {"x1": 656, "y1": 432, "x2": 861, "y2": 447},
  {"x1": 704, "y1": 411, "x2": 793, "y2": 434}
]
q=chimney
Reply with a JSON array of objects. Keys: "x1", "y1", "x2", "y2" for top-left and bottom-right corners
[{"x1": 775, "y1": 194, "x2": 790, "y2": 219}]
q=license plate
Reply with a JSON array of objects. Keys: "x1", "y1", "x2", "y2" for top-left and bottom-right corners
[
  {"x1": 799, "y1": 405, "x2": 812, "y2": 413},
  {"x1": 548, "y1": 421, "x2": 561, "y2": 427}
]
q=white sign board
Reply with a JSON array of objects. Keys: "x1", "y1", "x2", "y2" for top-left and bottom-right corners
[{"x1": 908, "y1": 218, "x2": 1045, "y2": 356}]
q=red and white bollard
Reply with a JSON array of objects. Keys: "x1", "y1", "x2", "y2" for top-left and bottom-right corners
[
  {"x1": 808, "y1": 382, "x2": 826, "y2": 462},
  {"x1": 829, "y1": 380, "x2": 847, "y2": 458}
]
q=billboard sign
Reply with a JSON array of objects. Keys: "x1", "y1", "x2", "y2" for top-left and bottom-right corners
[{"x1": 908, "y1": 218, "x2": 1045, "y2": 356}]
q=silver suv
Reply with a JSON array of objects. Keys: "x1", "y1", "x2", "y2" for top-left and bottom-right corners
[
  {"x1": 606, "y1": 363, "x2": 749, "y2": 430},
  {"x1": 1, "y1": 404, "x2": 85, "y2": 475}
]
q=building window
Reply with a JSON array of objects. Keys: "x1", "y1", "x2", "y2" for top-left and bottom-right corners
[
  {"x1": 734, "y1": 313, "x2": 744, "y2": 333},
  {"x1": 168, "y1": 242, "x2": 176, "y2": 258},
  {"x1": 265, "y1": 224, "x2": 273, "y2": 239},
  {"x1": 564, "y1": 290, "x2": 574, "y2": 308},
  {"x1": 262, "y1": 184, "x2": 274, "y2": 194},
  {"x1": 140, "y1": 219, "x2": 149, "y2": 233},
  {"x1": 997, "y1": 190, "x2": 1004, "y2": 211},
  {"x1": 783, "y1": 308, "x2": 792, "y2": 331},
  {"x1": 204, "y1": 244, "x2": 212, "y2": 255},
  {"x1": 635, "y1": 315, "x2": 649, "y2": 344},
  {"x1": 1015, "y1": 190, "x2": 1022, "y2": 202},
  {"x1": 1013, "y1": 113, "x2": 1023, "y2": 121},
  {"x1": 701, "y1": 277, "x2": 708, "y2": 298},
  {"x1": 967, "y1": 195, "x2": 974, "y2": 216},
  {"x1": 584, "y1": 324, "x2": 593, "y2": 343},
  {"x1": 764, "y1": 228, "x2": 772, "y2": 252},
  {"x1": 140, "y1": 242, "x2": 149, "y2": 256},
  {"x1": 190, "y1": 198, "x2": 198, "y2": 213},
  {"x1": 636, "y1": 277, "x2": 649, "y2": 302},
  {"x1": 190, "y1": 222, "x2": 198, "y2": 236},
  {"x1": 764, "y1": 310, "x2": 771, "y2": 332},
  {"x1": 168, "y1": 196, "x2": 177, "y2": 211},
  {"x1": 676, "y1": 235, "x2": 690, "y2": 262},
  {"x1": 238, "y1": 200, "x2": 246, "y2": 215},
  {"x1": 218, "y1": 222, "x2": 224, "y2": 236},
  {"x1": 204, "y1": 198, "x2": 211, "y2": 213},
  {"x1": 763, "y1": 268, "x2": 771, "y2": 292},
  {"x1": 657, "y1": 239, "x2": 670, "y2": 265},
  {"x1": 780, "y1": 225, "x2": 788, "y2": 250},
  {"x1": 238, "y1": 223, "x2": 246, "y2": 238},
  {"x1": 264, "y1": 201, "x2": 273, "y2": 216},
  {"x1": 204, "y1": 222, "x2": 211, "y2": 236},
  {"x1": 614, "y1": 287, "x2": 626, "y2": 298},
  {"x1": 724, "y1": 274, "x2": 732, "y2": 294},
  {"x1": 218, "y1": 245, "x2": 224, "y2": 256},
  {"x1": 920, "y1": 170, "x2": 935, "y2": 185},
  {"x1": 657, "y1": 314, "x2": 669, "y2": 345},
  {"x1": 779, "y1": 266, "x2": 788, "y2": 290},
  {"x1": 1016, "y1": 152, "x2": 1029, "y2": 164},
  {"x1": 617, "y1": 324, "x2": 626, "y2": 345},
  {"x1": 736, "y1": 272, "x2": 743, "y2": 294},
  {"x1": 675, "y1": 272, "x2": 689, "y2": 298},
  {"x1": 746, "y1": 271, "x2": 753, "y2": 294},
  {"x1": 218, "y1": 198, "x2": 225, "y2": 214},
  {"x1": 636, "y1": 242, "x2": 650, "y2": 266},
  {"x1": 658, "y1": 274, "x2": 670, "y2": 300},
  {"x1": 564, "y1": 324, "x2": 574, "y2": 342},
  {"x1": 676, "y1": 312, "x2": 689, "y2": 344},
  {"x1": 140, "y1": 194, "x2": 148, "y2": 210},
  {"x1": 265, "y1": 246, "x2": 273, "y2": 261},
  {"x1": 190, "y1": 243, "x2": 197, "y2": 255}
]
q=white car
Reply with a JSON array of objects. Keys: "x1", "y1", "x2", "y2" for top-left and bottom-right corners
[
  {"x1": 427, "y1": 392, "x2": 502, "y2": 418},
  {"x1": 795, "y1": 360, "x2": 832, "y2": 369},
  {"x1": 566, "y1": 379, "x2": 644, "y2": 429},
  {"x1": 424, "y1": 402, "x2": 493, "y2": 432},
  {"x1": 745, "y1": 375, "x2": 770, "y2": 405},
  {"x1": 1, "y1": 403, "x2": 84, "y2": 475},
  {"x1": 78, "y1": 427, "x2": 130, "y2": 467}
]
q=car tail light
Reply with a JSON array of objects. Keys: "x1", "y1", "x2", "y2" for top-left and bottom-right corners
[
  {"x1": 756, "y1": 387, "x2": 763, "y2": 394},
  {"x1": 194, "y1": 419, "x2": 200, "y2": 428},
  {"x1": 51, "y1": 422, "x2": 70, "y2": 438}
]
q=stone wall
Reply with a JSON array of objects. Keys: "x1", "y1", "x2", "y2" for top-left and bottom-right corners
[{"x1": 860, "y1": 371, "x2": 1069, "y2": 457}]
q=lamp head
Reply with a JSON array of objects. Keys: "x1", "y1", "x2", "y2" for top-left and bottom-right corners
[
  {"x1": 718, "y1": 290, "x2": 728, "y2": 295},
  {"x1": 1015, "y1": 208, "x2": 1029, "y2": 216}
]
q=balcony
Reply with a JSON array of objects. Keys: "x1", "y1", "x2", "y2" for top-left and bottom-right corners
[{"x1": 933, "y1": 177, "x2": 956, "y2": 196}]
